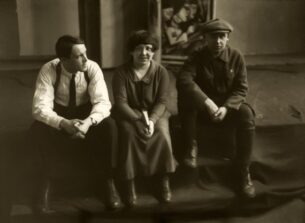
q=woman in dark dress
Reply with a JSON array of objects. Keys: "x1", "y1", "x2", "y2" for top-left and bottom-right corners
[{"x1": 112, "y1": 30, "x2": 177, "y2": 206}]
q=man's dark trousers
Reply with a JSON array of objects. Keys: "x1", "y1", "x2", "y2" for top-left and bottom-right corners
[{"x1": 29, "y1": 103, "x2": 118, "y2": 206}]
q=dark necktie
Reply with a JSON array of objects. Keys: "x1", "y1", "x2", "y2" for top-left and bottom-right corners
[{"x1": 68, "y1": 73, "x2": 76, "y2": 108}]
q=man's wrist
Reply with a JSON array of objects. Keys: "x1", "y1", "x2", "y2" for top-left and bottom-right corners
[
  {"x1": 59, "y1": 118, "x2": 67, "y2": 129},
  {"x1": 89, "y1": 117, "x2": 97, "y2": 126}
]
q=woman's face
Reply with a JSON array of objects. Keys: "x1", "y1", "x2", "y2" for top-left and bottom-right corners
[{"x1": 131, "y1": 44, "x2": 155, "y2": 67}]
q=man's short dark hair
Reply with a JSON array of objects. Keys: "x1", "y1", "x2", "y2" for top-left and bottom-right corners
[
  {"x1": 55, "y1": 35, "x2": 84, "y2": 58},
  {"x1": 127, "y1": 30, "x2": 159, "y2": 52}
]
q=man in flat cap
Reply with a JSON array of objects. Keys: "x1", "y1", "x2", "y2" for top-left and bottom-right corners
[{"x1": 177, "y1": 18, "x2": 256, "y2": 198}]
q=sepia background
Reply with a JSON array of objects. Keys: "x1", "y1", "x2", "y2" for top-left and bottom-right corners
[{"x1": 0, "y1": 0, "x2": 305, "y2": 222}]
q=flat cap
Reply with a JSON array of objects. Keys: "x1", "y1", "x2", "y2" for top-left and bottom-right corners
[{"x1": 200, "y1": 18, "x2": 233, "y2": 33}]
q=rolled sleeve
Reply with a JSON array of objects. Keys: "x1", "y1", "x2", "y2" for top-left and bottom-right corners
[
  {"x1": 87, "y1": 62, "x2": 112, "y2": 124},
  {"x1": 32, "y1": 63, "x2": 64, "y2": 129}
]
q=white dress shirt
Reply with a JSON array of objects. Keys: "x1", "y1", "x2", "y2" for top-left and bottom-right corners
[{"x1": 32, "y1": 58, "x2": 111, "y2": 129}]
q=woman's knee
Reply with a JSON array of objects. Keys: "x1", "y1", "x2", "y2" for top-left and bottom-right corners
[
  {"x1": 155, "y1": 121, "x2": 170, "y2": 139},
  {"x1": 119, "y1": 120, "x2": 137, "y2": 137}
]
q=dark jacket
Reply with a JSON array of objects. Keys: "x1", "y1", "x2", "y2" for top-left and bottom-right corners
[{"x1": 177, "y1": 46, "x2": 248, "y2": 110}]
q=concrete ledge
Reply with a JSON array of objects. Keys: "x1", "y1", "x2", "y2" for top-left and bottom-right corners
[
  {"x1": 246, "y1": 54, "x2": 305, "y2": 67},
  {"x1": 1, "y1": 54, "x2": 305, "y2": 71}
]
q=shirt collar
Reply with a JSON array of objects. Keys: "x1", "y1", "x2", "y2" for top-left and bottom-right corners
[
  {"x1": 130, "y1": 60, "x2": 156, "y2": 84},
  {"x1": 60, "y1": 62, "x2": 79, "y2": 77}
]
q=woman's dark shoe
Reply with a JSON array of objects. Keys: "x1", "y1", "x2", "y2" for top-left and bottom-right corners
[
  {"x1": 183, "y1": 140, "x2": 198, "y2": 168},
  {"x1": 105, "y1": 179, "x2": 121, "y2": 210},
  {"x1": 160, "y1": 176, "x2": 172, "y2": 203},
  {"x1": 126, "y1": 179, "x2": 137, "y2": 207}
]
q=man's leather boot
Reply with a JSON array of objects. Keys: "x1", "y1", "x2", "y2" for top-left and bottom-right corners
[
  {"x1": 240, "y1": 167, "x2": 256, "y2": 198},
  {"x1": 32, "y1": 179, "x2": 55, "y2": 214},
  {"x1": 235, "y1": 127, "x2": 256, "y2": 198},
  {"x1": 183, "y1": 139, "x2": 198, "y2": 168},
  {"x1": 105, "y1": 179, "x2": 121, "y2": 210}
]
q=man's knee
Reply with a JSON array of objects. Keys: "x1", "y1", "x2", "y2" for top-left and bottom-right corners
[
  {"x1": 99, "y1": 116, "x2": 116, "y2": 129},
  {"x1": 234, "y1": 104, "x2": 255, "y2": 129},
  {"x1": 93, "y1": 116, "x2": 117, "y2": 135},
  {"x1": 87, "y1": 117, "x2": 118, "y2": 147}
]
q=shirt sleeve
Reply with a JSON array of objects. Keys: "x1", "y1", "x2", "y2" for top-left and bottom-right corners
[
  {"x1": 149, "y1": 66, "x2": 169, "y2": 124},
  {"x1": 32, "y1": 64, "x2": 64, "y2": 129},
  {"x1": 223, "y1": 54, "x2": 248, "y2": 110},
  {"x1": 177, "y1": 52, "x2": 209, "y2": 110},
  {"x1": 87, "y1": 62, "x2": 112, "y2": 124},
  {"x1": 112, "y1": 69, "x2": 142, "y2": 122}
]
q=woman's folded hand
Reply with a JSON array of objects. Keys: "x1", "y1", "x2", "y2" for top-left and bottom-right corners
[{"x1": 134, "y1": 120, "x2": 152, "y2": 139}]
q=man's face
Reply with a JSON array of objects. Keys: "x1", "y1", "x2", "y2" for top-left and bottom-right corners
[
  {"x1": 131, "y1": 44, "x2": 155, "y2": 67},
  {"x1": 205, "y1": 32, "x2": 229, "y2": 55},
  {"x1": 65, "y1": 44, "x2": 88, "y2": 73}
]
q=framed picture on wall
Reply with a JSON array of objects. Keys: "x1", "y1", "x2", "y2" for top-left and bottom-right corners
[{"x1": 148, "y1": 0, "x2": 214, "y2": 65}]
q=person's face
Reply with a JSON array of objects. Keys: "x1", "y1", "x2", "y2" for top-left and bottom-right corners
[
  {"x1": 64, "y1": 44, "x2": 88, "y2": 73},
  {"x1": 205, "y1": 32, "x2": 229, "y2": 55},
  {"x1": 131, "y1": 44, "x2": 155, "y2": 67}
]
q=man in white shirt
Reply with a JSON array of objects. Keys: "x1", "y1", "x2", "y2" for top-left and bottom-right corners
[{"x1": 31, "y1": 35, "x2": 121, "y2": 210}]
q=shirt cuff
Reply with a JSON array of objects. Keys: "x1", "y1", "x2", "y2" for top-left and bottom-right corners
[
  {"x1": 89, "y1": 112, "x2": 109, "y2": 125},
  {"x1": 52, "y1": 116, "x2": 65, "y2": 130},
  {"x1": 89, "y1": 116, "x2": 98, "y2": 126}
]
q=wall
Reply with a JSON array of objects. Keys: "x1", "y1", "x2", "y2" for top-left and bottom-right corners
[
  {"x1": 16, "y1": 0, "x2": 79, "y2": 56},
  {"x1": 216, "y1": 0, "x2": 305, "y2": 55},
  {"x1": 2, "y1": 0, "x2": 305, "y2": 61},
  {"x1": 0, "y1": 0, "x2": 19, "y2": 58},
  {"x1": 79, "y1": 0, "x2": 101, "y2": 63},
  {"x1": 1, "y1": 0, "x2": 147, "y2": 66},
  {"x1": 100, "y1": 0, "x2": 148, "y2": 68}
]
